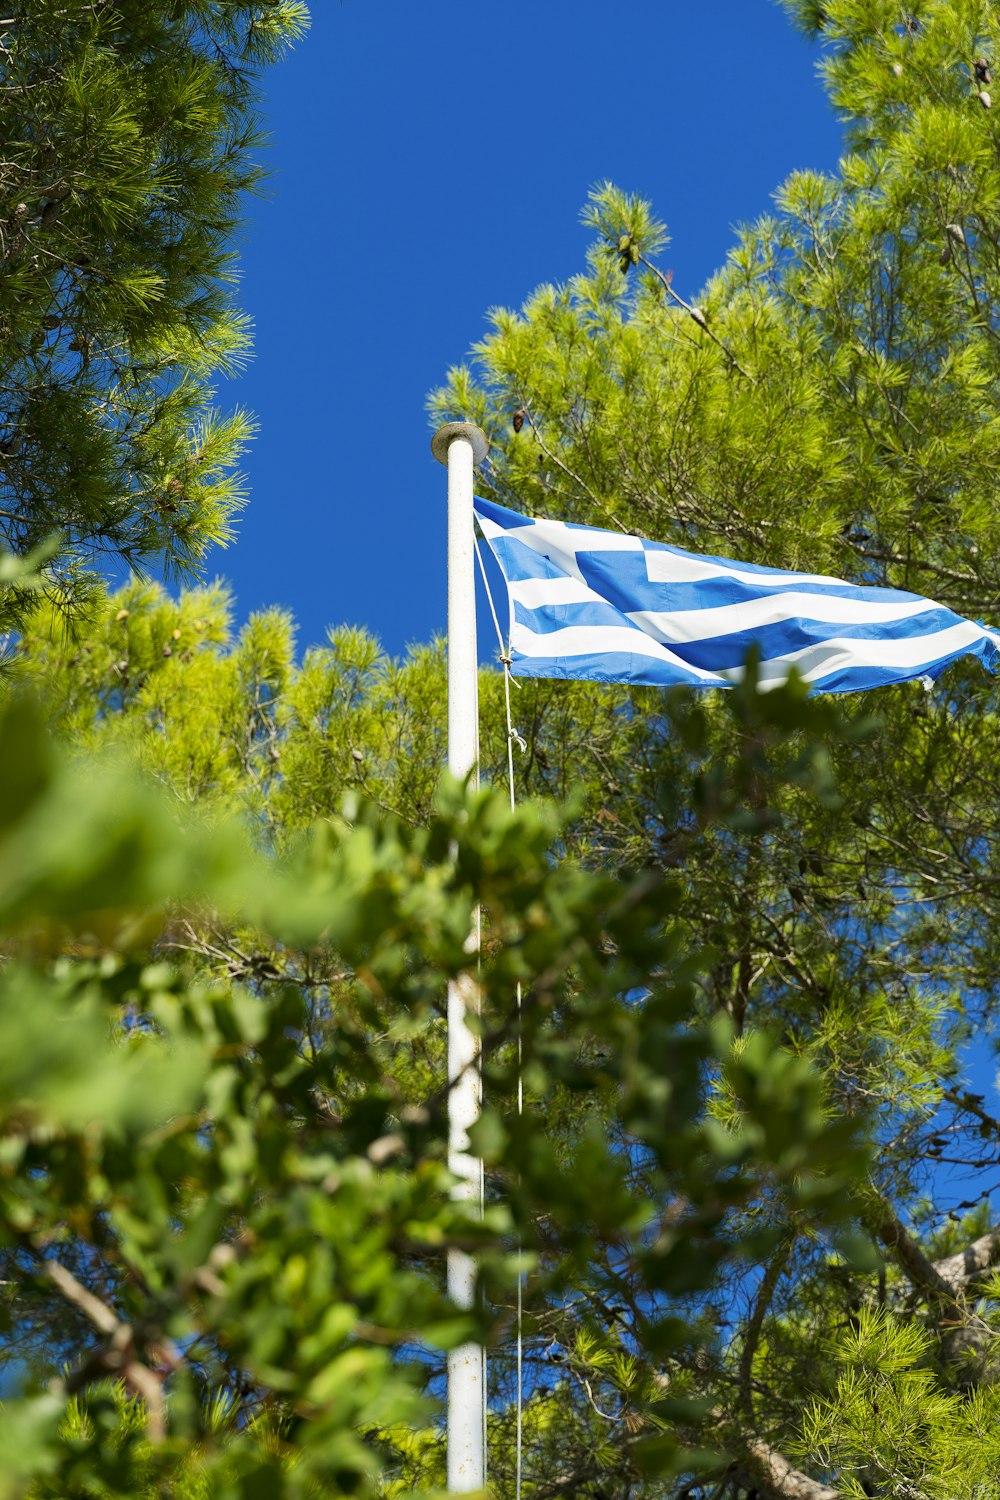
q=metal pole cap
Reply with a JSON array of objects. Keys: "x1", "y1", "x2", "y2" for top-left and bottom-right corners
[{"x1": 432, "y1": 422, "x2": 489, "y2": 467}]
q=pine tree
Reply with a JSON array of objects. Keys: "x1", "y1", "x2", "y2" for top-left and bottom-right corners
[{"x1": 0, "y1": 0, "x2": 308, "y2": 634}]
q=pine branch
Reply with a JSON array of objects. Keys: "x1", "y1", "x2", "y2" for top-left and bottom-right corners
[
  {"x1": 932, "y1": 1227, "x2": 1000, "y2": 1294},
  {"x1": 738, "y1": 1237, "x2": 794, "y2": 1420},
  {"x1": 870, "y1": 1203, "x2": 958, "y2": 1306},
  {"x1": 45, "y1": 1260, "x2": 173, "y2": 1442},
  {"x1": 735, "y1": 1433, "x2": 838, "y2": 1500},
  {"x1": 870, "y1": 1200, "x2": 1000, "y2": 1379},
  {"x1": 638, "y1": 254, "x2": 755, "y2": 382},
  {"x1": 871, "y1": 1200, "x2": 1000, "y2": 1304},
  {"x1": 514, "y1": 399, "x2": 632, "y2": 535}
]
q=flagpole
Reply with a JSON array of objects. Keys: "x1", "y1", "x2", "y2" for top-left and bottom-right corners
[{"x1": 432, "y1": 420, "x2": 489, "y2": 1492}]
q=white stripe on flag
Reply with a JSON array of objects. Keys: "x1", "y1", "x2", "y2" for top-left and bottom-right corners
[
  {"x1": 628, "y1": 591, "x2": 940, "y2": 645},
  {"x1": 509, "y1": 577, "x2": 600, "y2": 608},
  {"x1": 510, "y1": 622, "x2": 721, "y2": 681},
  {"x1": 644, "y1": 548, "x2": 850, "y2": 589}
]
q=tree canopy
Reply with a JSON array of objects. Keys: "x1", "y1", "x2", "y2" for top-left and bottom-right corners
[{"x1": 0, "y1": 0, "x2": 307, "y2": 642}]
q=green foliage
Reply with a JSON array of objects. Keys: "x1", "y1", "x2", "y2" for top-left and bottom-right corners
[
  {"x1": 798, "y1": 1308, "x2": 1000, "y2": 1498},
  {"x1": 0, "y1": 0, "x2": 308, "y2": 629},
  {"x1": 0, "y1": 677, "x2": 871, "y2": 1497}
]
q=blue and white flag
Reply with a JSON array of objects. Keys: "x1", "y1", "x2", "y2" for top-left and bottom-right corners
[{"x1": 474, "y1": 496, "x2": 1000, "y2": 694}]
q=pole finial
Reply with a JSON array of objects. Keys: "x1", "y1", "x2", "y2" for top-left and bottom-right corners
[{"x1": 432, "y1": 422, "x2": 489, "y2": 467}]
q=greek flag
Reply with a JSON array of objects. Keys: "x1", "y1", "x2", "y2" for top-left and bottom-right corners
[{"x1": 474, "y1": 497, "x2": 1000, "y2": 694}]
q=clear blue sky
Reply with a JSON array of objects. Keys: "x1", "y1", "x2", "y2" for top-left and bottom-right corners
[{"x1": 211, "y1": 0, "x2": 844, "y2": 658}]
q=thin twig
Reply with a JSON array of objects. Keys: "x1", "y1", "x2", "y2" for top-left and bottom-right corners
[
  {"x1": 46, "y1": 1259, "x2": 118, "y2": 1335},
  {"x1": 517, "y1": 400, "x2": 632, "y2": 534},
  {"x1": 638, "y1": 254, "x2": 756, "y2": 382},
  {"x1": 738, "y1": 1236, "x2": 794, "y2": 1421}
]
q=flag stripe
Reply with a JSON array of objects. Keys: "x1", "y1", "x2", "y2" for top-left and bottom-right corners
[
  {"x1": 628, "y1": 593, "x2": 940, "y2": 640},
  {"x1": 644, "y1": 546, "x2": 849, "y2": 588},
  {"x1": 475, "y1": 496, "x2": 1000, "y2": 695},
  {"x1": 510, "y1": 622, "x2": 721, "y2": 679},
  {"x1": 514, "y1": 590, "x2": 942, "y2": 640},
  {"x1": 509, "y1": 576, "x2": 598, "y2": 608},
  {"x1": 512, "y1": 602, "x2": 967, "y2": 672}
]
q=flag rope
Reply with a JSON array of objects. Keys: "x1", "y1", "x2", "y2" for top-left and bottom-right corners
[
  {"x1": 474, "y1": 530, "x2": 507, "y2": 662},
  {"x1": 474, "y1": 531, "x2": 525, "y2": 1500}
]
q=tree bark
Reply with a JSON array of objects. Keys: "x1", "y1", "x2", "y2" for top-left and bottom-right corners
[
  {"x1": 872, "y1": 1202, "x2": 1000, "y2": 1380},
  {"x1": 933, "y1": 1228, "x2": 1000, "y2": 1294},
  {"x1": 871, "y1": 1205, "x2": 958, "y2": 1305},
  {"x1": 735, "y1": 1433, "x2": 838, "y2": 1500}
]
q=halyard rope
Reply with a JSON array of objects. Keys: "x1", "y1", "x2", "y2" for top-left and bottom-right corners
[{"x1": 474, "y1": 530, "x2": 525, "y2": 1500}]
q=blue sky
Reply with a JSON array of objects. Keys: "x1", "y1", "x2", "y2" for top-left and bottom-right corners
[{"x1": 212, "y1": 0, "x2": 844, "y2": 658}]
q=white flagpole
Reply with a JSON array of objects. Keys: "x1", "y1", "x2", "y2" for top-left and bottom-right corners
[{"x1": 431, "y1": 420, "x2": 489, "y2": 1492}]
